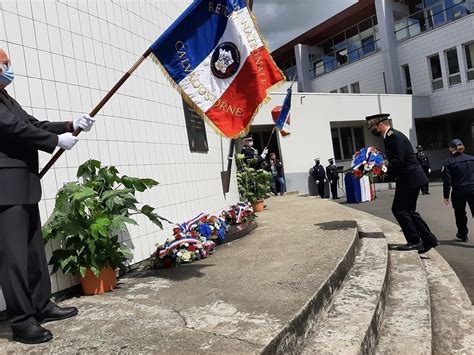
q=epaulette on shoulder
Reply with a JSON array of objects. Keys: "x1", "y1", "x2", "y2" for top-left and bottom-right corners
[{"x1": 387, "y1": 130, "x2": 394, "y2": 137}]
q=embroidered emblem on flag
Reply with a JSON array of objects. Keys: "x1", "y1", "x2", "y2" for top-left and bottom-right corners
[{"x1": 149, "y1": 0, "x2": 285, "y2": 138}]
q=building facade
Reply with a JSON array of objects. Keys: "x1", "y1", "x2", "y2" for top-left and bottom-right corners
[
  {"x1": 0, "y1": 0, "x2": 239, "y2": 310},
  {"x1": 269, "y1": 0, "x2": 474, "y2": 172}
]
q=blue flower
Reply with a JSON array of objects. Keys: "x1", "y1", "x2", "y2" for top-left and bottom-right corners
[
  {"x1": 218, "y1": 226, "x2": 226, "y2": 241},
  {"x1": 197, "y1": 223, "x2": 212, "y2": 239}
]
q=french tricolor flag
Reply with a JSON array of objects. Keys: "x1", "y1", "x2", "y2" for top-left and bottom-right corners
[{"x1": 150, "y1": 0, "x2": 285, "y2": 138}]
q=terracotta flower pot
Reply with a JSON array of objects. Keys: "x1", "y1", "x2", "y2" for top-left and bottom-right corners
[
  {"x1": 252, "y1": 200, "x2": 265, "y2": 212},
  {"x1": 80, "y1": 266, "x2": 117, "y2": 295}
]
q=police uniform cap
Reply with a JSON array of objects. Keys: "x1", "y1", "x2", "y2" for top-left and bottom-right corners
[
  {"x1": 314, "y1": 157, "x2": 320, "y2": 161},
  {"x1": 366, "y1": 113, "x2": 390, "y2": 129},
  {"x1": 328, "y1": 158, "x2": 334, "y2": 162},
  {"x1": 416, "y1": 145, "x2": 423, "y2": 150},
  {"x1": 449, "y1": 138, "x2": 463, "y2": 148},
  {"x1": 242, "y1": 135, "x2": 253, "y2": 141}
]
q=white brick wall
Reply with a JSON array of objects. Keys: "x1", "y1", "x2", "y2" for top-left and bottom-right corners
[
  {"x1": 0, "y1": 0, "x2": 239, "y2": 301},
  {"x1": 309, "y1": 52, "x2": 386, "y2": 94},
  {"x1": 397, "y1": 14, "x2": 474, "y2": 116}
]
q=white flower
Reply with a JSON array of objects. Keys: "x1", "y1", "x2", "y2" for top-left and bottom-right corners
[
  {"x1": 382, "y1": 166, "x2": 388, "y2": 173},
  {"x1": 364, "y1": 164, "x2": 373, "y2": 171}
]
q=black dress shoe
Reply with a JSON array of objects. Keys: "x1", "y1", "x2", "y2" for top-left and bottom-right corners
[
  {"x1": 455, "y1": 233, "x2": 468, "y2": 242},
  {"x1": 395, "y1": 242, "x2": 423, "y2": 251},
  {"x1": 36, "y1": 304, "x2": 78, "y2": 324},
  {"x1": 418, "y1": 240, "x2": 440, "y2": 254},
  {"x1": 12, "y1": 321, "x2": 52, "y2": 344}
]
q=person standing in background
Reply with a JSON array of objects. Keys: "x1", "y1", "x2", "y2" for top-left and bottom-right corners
[
  {"x1": 442, "y1": 139, "x2": 474, "y2": 242},
  {"x1": 326, "y1": 158, "x2": 340, "y2": 199},
  {"x1": 312, "y1": 158, "x2": 327, "y2": 198},
  {"x1": 265, "y1": 152, "x2": 285, "y2": 195},
  {"x1": 416, "y1": 145, "x2": 431, "y2": 195}
]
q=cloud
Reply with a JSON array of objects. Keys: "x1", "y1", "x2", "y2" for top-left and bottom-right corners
[{"x1": 252, "y1": 0, "x2": 358, "y2": 50}]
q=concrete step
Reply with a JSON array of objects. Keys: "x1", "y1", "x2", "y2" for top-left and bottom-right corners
[
  {"x1": 370, "y1": 216, "x2": 432, "y2": 355},
  {"x1": 422, "y1": 246, "x2": 474, "y2": 353},
  {"x1": 299, "y1": 219, "x2": 389, "y2": 354}
]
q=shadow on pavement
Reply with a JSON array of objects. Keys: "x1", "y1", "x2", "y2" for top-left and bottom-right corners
[{"x1": 315, "y1": 220, "x2": 357, "y2": 230}]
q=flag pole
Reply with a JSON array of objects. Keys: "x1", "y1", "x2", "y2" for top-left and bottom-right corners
[
  {"x1": 39, "y1": 48, "x2": 153, "y2": 179},
  {"x1": 263, "y1": 74, "x2": 297, "y2": 152}
]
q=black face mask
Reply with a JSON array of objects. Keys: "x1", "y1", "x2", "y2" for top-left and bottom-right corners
[
  {"x1": 371, "y1": 129, "x2": 381, "y2": 137},
  {"x1": 315, "y1": 161, "x2": 320, "y2": 166}
]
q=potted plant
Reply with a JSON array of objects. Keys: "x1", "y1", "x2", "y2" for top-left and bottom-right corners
[
  {"x1": 42, "y1": 159, "x2": 166, "y2": 295},
  {"x1": 235, "y1": 154, "x2": 272, "y2": 212}
]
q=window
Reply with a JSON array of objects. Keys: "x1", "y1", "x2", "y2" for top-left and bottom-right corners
[
  {"x1": 445, "y1": 48, "x2": 461, "y2": 85},
  {"x1": 464, "y1": 42, "x2": 474, "y2": 81},
  {"x1": 331, "y1": 126, "x2": 366, "y2": 160},
  {"x1": 350, "y1": 82, "x2": 361, "y2": 93},
  {"x1": 429, "y1": 54, "x2": 444, "y2": 90},
  {"x1": 402, "y1": 64, "x2": 413, "y2": 94},
  {"x1": 426, "y1": 3, "x2": 446, "y2": 28},
  {"x1": 331, "y1": 128, "x2": 342, "y2": 160},
  {"x1": 445, "y1": 0, "x2": 470, "y2": 21},
  {"x1": 339, "y1": 86, "x2": 349, "y2": 93},
  {"x1": 415, "y1": 118, "x2": 447, "y2": 150}
]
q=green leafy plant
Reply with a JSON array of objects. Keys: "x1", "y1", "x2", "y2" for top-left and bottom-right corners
[
  {"x1": 42, "y1": 159, "x2": 167, "y2": 278},
  {"x1": 235, "y1": 154, "x2": 272, "y2": 204}
]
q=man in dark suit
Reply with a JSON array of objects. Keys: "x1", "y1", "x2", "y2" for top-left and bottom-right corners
[
  {"x1": 0, "y1": 48, "x2": 95, "y2": 344},
  {"x1": 312, "y1": 158, "x2": 327, "y2": 198},
  {"x1": 416, "y1": 145, "x2": 431, "y2": 195},
  {"x1": 366, "y1": 113, "x2": 438, "y2": 253},
  {"x1": 240, "y1": 135, "x2": 267, "y2": 169},
  {"x1": 326, "y1": 158, "x2": 339, "y2": 199}
]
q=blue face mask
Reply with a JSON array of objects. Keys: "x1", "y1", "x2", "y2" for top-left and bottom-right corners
[{"x1": 0, "y1": 64, "x2": 14, "y2": 87}]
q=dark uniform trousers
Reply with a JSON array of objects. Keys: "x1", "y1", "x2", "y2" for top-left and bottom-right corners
[
  {"x1": 391, "y1": 182, "x2": 436, "y2": 244},
  {"x1": 451, "y1": 188, "x2": 474, "y2": 237},
  {"x1": 0, "y1": 204, "x2": 54, "y2": 330},
  {"x1": 384, "y1": 128, "x2": 438, "y2": 246},
  {"x1": 0, "y1": 88, "x2": 72, "y2": 331}
]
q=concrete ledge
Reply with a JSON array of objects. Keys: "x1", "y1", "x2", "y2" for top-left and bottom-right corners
[
  {"x1": 422, "y1": 247, "x2": 474, "y2": 353},
  {"x1": 300, "y1": 218, "x2": 389, "y2": 354},
  {"x1": 346, "y1": 209, "x2": 432, "y2": 354},
  {"x1": 262, "y1": 222, "x2": 359, "y2": 354}
]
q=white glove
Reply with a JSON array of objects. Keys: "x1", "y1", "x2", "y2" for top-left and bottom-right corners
[
  {"x1": 316, "y1": 180, "x2": 320, "y2": 184},
  {"x1": 260, "y1": 148, "x2": 268, "y2": 159},
  {"x1": 57, "y1": 133, "x2": 79, "y2": 150},
  {"x1": 73, "y1": 114, "x2": 95, "y2": 132},
  {"x1": 428, "y1": 168, "x2": 431, "y2": 174},
  {"x1": 330, "y1": 180, "x2": 333, "y2": 184},
  {"x1": 324, "y1": 179, "x2": 327, "y2": 183}
]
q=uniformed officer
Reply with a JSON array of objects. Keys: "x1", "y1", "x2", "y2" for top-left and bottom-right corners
[
  {"x1": 416, "y1": 145, "x2": 431, "y2": 194},
  {"x1": 366, "y1": 113, "x2": 438, "y2": 253},
  {"x1": 240, "y1": 135, "x2": 267, "y2": 169},
  {"x1": 442, "y1": 139, "x2": 474, "y2": 242},
  {"x1": 326, "y1": 158, "x2": 340, "y2": 199},
  {"x1": 0, "y1": 48, "x2": 95, "y2": 344},
  {"x1": 312, "y1": 158, "x2": 327, "y2": 198}
]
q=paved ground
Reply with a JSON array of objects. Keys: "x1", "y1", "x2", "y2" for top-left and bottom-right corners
[
  {"x1": 0, "y1": 196, "x2": 358, "y2": 352},
  {"x1": 341, "y1": 184, "x2": 474, "y2": 304}
]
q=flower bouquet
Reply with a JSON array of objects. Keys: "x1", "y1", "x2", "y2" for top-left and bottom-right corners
[
  {"x1": 153, "y1": 213, "x2": 227, "y2": 268},
  {"x1": 351, "y1": 147, "x2": 387, "y2": 180},
  {"x1": 220, "y1": 202, "x2": 256, "y2": 225}
]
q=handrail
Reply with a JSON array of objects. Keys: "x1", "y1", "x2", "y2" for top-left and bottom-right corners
[
  {"x1": 394, "y1": 0, "x2": 471, "y2": 35},
  {"x1": 309, "y1": 39, "x2": 381, "y2": 78}
]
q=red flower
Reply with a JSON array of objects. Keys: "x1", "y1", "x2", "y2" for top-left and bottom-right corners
[
  {"x1": 188, "y1": 244, "x2": 196, "y2": 252},
  {"x1": 172, "y1": 227, "x2": 181, "y2": 235},
  {"x1": 354, "y1": 169, "x2": 363, "y2": 177},
  {"x1": 372, "y1": 167, "x2": 381, "y2": 175}
]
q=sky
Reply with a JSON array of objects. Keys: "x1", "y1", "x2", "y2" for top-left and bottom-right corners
[{"x1": 252, "y1": 0, "x2": 358, "y2": 51}]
